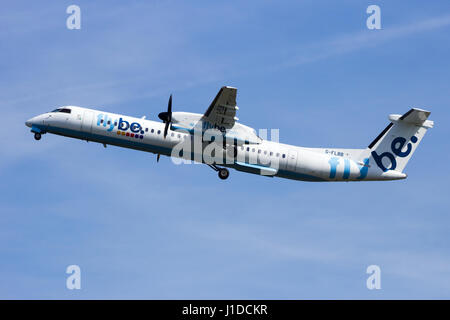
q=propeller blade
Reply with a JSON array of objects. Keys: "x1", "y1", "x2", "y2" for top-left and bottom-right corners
[
  {"x1": 157, "y1": 153, "x2": 160, "y2": 162},
  {"x1": 168, "y1": 94, "x2": 172, "y2": 120},
  {"x1": 158, "y1": 94, "x2": 173, "y2": 139},
  {"x1": 164, "y1": 94, "x2": 172, "y2": 138},
  {"x1": 158, "y1": 95, "x2": 173, "y2": 123},
  {"x1": 163, "y1": 122, "x2": 169, "y2": 138}
]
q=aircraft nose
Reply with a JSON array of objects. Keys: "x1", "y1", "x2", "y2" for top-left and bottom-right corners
[
  {"x1": 25, "y1": 116, "x2": 40, "y2": 128},
  {"x1": 25, "y1": 118, "x2": 33, "y2": 128}
]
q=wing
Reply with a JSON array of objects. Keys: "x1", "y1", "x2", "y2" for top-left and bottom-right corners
[{"x1": 202, "y1": 86, "x2": 239, "y2": 130}]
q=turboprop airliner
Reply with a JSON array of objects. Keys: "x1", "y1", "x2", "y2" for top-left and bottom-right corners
[{"x1": 25, "y1": 86, "x2": 433, "y2": 181}]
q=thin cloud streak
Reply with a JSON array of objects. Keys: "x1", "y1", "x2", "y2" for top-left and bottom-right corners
[{"x1": 280, "y1": 14, "x2": 450, "y2": 68}]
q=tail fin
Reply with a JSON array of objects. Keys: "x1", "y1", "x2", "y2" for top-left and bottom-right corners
[{"x1": 365, "y1": 108, "x2": 434, "y2": 173}]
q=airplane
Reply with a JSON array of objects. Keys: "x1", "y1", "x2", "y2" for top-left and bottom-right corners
[{"x1": 25, "y1": 86, "x2": 434, "y2": 182}]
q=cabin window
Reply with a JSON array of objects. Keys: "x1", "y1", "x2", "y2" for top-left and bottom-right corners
[
  {"x1": 258, "y1": 149, "x2": 261, "y2": 154},
  {"x1": 247, "y1": 147, "x2": 250, "y2": 152},
  {"x1": 276, "y1": 153, "x2": 280, "y2": 157},
  {"x1": 157, "y1": 130, "x2": 161, "y2": 134},
  {"x1": 252, "y1": 148, "x2": 255, "y2": 152},
  {"x1": 100, "y1": 119, "x2": 104, "y2": 124},
  {"x1": 270, "y1": 152, "x2": 273, "y2": 156},
  {"x1": 145, "y1": 128, "x2": 148, "y2": 132},
  {"x1": 171, "y1": 133, "x2": 174, "y2": 137},
  {"x1": 151, "y1": 129, "x2": 154, "y2": 133},
  {"x1": 264, "y1": 151, "x2": 267, "y2": 155},
  {"x1": 177, "y1": 134, "x2": 181, "y2": 138},
  {"x1": 107, "y1": 120, "x2": 111, "y2": 125},
  {"x1": 282, "y1": 154, "x2": 286, "y2": 158}
]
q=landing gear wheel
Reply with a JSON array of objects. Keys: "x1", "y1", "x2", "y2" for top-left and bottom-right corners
[
  {"x1": 218, "y1": 168, "x2": 229, "y2": 180},
  {"x1": 34, "y1": 132, "x2": 41, "y2": 140}
]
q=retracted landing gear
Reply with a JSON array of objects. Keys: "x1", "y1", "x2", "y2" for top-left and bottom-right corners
[
  {"x1": 34, "y1": 132, "x2": 41, "y2": 140},
  {"x1": 207, "y1": 164, "x2": 230, "y2": 180}
]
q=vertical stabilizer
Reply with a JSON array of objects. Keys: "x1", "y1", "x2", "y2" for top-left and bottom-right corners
[{"x1": 364, "y1": 108, "x2": 433, "y2": 173}]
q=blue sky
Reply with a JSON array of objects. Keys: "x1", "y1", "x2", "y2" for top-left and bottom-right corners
[{"x1": 1, "y1": 0, "x2": 450, "y2": 299}]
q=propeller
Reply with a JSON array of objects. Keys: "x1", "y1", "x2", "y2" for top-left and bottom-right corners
[
  {"x1": 158, "y1": 94, "x2": 172, "y2": 138},
  {"x1": 156, "y1": 94, "x2": 173, "y2": 163}
]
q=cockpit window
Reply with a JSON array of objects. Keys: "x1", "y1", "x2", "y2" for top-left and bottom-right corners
[{"x1": 50, "y1": 108, "x2": 71, "y2": 114}]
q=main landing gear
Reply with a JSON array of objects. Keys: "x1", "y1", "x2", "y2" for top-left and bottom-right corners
[
  {"x1": 218, "y1": 168, "x2": 230, "y2": 180},
  {"x1": 34, "y1": 132, "x2": 42, "y2": 140},
  {"x1": 208, "y1": 164, "x2": 230, "y2": 180}
]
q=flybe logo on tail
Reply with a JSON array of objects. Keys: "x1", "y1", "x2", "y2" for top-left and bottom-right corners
[{"x1": 371, "y1": 136, "x2": 418, "y2": 172}]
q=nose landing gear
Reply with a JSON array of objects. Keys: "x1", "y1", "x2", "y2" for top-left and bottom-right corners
[{"x1": 34, "y1": 132, "x2": 42, "y2": 140}]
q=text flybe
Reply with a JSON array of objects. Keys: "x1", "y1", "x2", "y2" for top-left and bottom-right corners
[{"x1": 96, "y1": 114, "x2": 145, "y2": 135}]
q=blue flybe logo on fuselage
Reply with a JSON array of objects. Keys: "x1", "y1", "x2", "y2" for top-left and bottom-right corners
[{"x1": 96, "y1": 113, "x2": 145, "y2": 139}]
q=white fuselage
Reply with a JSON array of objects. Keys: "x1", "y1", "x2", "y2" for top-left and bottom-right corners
[{"x1": 25, "y1": 106, "x2": 406, "y2": 182}]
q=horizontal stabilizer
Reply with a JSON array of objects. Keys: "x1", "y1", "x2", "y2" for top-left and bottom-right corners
[{"x1": 389, "y1": 108, "x2": 434, "y2": 128}]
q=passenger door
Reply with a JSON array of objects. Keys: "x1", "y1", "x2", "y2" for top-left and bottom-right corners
[
  {"x1": 81, "y1": 111, "x2": 94, "y2": 134},
  {"x1": 286, "y1": 150, "x2": 298, "y2": 171}
]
